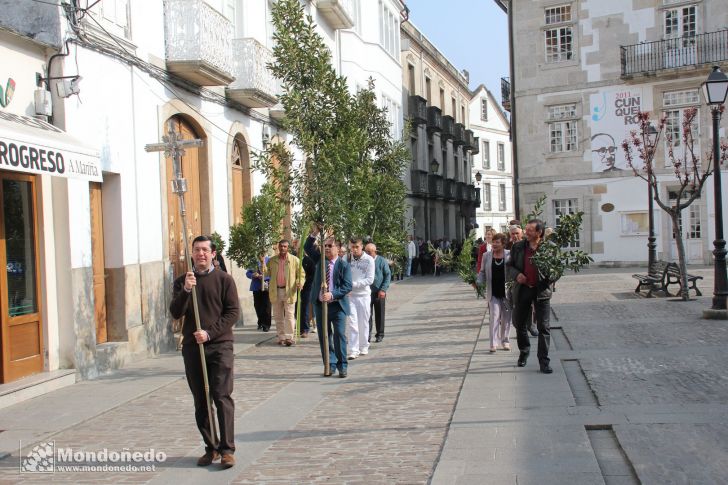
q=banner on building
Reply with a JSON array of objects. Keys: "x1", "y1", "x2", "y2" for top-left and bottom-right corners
[
  {"x1": 0, "y1": 111, "x2": 101, "y2": 182},
  {"x1": 589, "y1": 87, "x2": 651, "y2": 173}
]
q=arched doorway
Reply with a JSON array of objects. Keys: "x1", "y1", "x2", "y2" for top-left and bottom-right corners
[
  {"x1": 165, "y1": 116, "x2": 203, "y2": 279},
  {"x1": 231, "y1": 135, "x2": 252, "y2": 226}
]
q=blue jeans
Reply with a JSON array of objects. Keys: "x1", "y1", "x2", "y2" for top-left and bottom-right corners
[
  {"x1": 314, "y1": 302, "x2": 348, "y2": 372},
  {"x1": 406, "y1": 258, "x2": 413, "y2": 277}
]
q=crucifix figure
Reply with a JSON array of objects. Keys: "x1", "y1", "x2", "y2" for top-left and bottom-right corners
[{"x1": 145, "y1": 121, "x2": 219, "y2": 449}]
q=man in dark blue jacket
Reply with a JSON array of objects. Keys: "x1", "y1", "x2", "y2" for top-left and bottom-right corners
[
  {"x1": 304, "y1": 228, "x2": 353, "y2": 378},
  {"x1": 365, "y1": 242, "x2": 391, "y2": 343}
]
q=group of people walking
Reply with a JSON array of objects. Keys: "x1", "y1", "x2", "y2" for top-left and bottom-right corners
[
  {"x1": 167, "y1": 219, "x2": 554, "y2": 468},
  {"x1": 476, "y1": 219, "x2": 554, "y2": 375}
]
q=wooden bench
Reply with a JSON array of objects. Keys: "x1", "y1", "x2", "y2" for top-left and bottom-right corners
[
  {"x1": 632, "y1": 261, "x2": 670, "y2": 298},
  {"x1": 665, "y1": 262, "x2": 703, "y2": 297}
]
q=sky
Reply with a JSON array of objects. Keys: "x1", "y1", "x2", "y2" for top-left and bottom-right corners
[{"x1": 405, "y1": 0, "x2": 509, "y2": 102}]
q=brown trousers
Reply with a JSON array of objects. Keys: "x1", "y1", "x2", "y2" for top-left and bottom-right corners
[{"x1": 182, "y1": 340, "x2": 235, "y2": 454}]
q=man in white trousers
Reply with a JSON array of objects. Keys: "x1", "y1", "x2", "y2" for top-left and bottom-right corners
[{"x1": 346, "y1": 237, "x2": 375, "y2": 359}]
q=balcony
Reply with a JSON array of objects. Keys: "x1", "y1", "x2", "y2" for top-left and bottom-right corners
[
  {"x1": 409, "y1": 95, "x2": 427, "y2": 125},
  {"x1": 462, "y1": 182, "x2": 472, "y2": 202},
  {"x1": 474, "y1": 187, "x2": 481, "y2": 207},
  {"x1": 428, "y1": 174, "x2": 444, "y2": 199},
  {"x1": 464, "y1": 129, "x2": 475, "y2": 151},
  {"x1": 227, "y1": 38, "x2": 279, "y2": 108},
  {"x1": 444, "y1": 178, "x2": 456, "y2": 201},
  {"x1": 427, "y1": 106, "x2": 442, "y2": 133},
  {"x1": 441, "y1": 115, "x2": 455, "y2": 141},
  {"x1": 501, "y1": 77, "x2": 511, "y2": 112},
  {"x1": 164, "y1": 0, "x2": 234, "y2": 86},
  {"x1": 472, "y1": 136, "x2": 480, "y2": 155},
  {"x1": 317, "y1": 0, "x2": 355, "y2": 29},
  {"x1": 409, "y1": 170, "x2": 429, "y2": 197},
  {"x1": 468, "y1": 185, "x2": 477, "y2": 205},
  {"x1": 621, "y1": 30, "x2": 728, "y2": 78},
  {"x1": 453, "y1": 123, "x2": 466, "y2": 147},
  {"x1": 455, "y1": 182, "x2": 465, "y2": 202}
]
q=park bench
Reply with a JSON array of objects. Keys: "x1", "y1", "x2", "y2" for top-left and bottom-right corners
[
  {"x1": 632, "y1": 261, "x2": 670, "y2": 298},
  {"x1": 665, "y1": 262, "x2": 703, "y2": 297},
  {"x1": 633, "y1": 261, "x2": 703, "y2": 297}
]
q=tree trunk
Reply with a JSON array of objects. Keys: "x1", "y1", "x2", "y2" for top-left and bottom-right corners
[{"x1": 671, "y1": 211, "x2": 690, "y2": 301}]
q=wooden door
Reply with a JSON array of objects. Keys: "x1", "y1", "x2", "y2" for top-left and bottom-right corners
[
  {"x1": 166, "y1": 117, "x2": 202, "y2": 279},
  {"x1": 90, "y1": 182, "x2": 107, "y2": 344},
  {"x1": 231, "y1": 136, "x2": 251, "y2": 226},
  {"x1": 0, "y1": 172, "x2": 43, "y2": 383}
]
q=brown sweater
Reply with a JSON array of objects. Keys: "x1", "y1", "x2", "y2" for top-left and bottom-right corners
[{"x1": 169, "y1": 269, "x2": 240, "y2": 346}]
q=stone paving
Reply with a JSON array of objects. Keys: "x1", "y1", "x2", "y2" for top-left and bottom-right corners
[{"x1": 0, "y1": 274, "x2": 484, "y2": 484}]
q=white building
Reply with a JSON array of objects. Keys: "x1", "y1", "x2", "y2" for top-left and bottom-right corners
[
  {"x1": 469, "y1": 85, "x2": 513, "y2": 236},
  {"x1": 340, "y1": 0, "x2": 407, "y2": 139},
  {"x1": 497, "y1": 0, "x2": 728, "y2": 265},
  {"x1": 0, "y1": 0, "x2": 363, "y2": 394}
]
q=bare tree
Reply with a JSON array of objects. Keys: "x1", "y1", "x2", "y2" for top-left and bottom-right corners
[{"x1": 623, "y1": 109, "x2": 728, "y2": 300}]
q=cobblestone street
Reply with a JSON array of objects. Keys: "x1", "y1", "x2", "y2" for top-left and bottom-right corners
[
  {"x1": 1, "y1": 268, "x2": 728, "y2": 484},
  {"x1": 0, "y1": 275, "x2": 485, "y2": 484}
]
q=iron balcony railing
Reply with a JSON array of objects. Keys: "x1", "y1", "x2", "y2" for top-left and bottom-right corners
[
  {"x1": 409, "y1": 95, "x2": 427, "y2": 125},
  {"x1": 472, "y1": 136, "x2": 480, "y2": 155},
  {"x1": 501, "y1": 77, "x2": 511, "y2": 112},
  {"x1": 453, "y1": 123, "x2": 466, "y2": 147},
  {"x1": 429, "y1": 174, "x2": 444, "y2": 199},
  {"x1": 427, "y1": 106, "x2": 442, "y2": 133},
  {"x1": 621, "y1": 30, "x2": 728, "y2": 77},
  {"x1": 456, "y1": 182, "x2": 466, "y2": 202},
  {"x1": 474, "y1": 187, "x2": 481, "y2": 207},
  {"x1": 441, "y1": 115, "x2": 455, "y2": 141},
  {"x1": 444, "y1": 178, "x2": 456, "y2": 201},
  {"x1": 409, "y1": 169, "x2": 429, "y2": 197},
  {"x1": 464, "y1": 129, "x2": 475, "y2": 151},
  {"x1": 164, "y1": 0, "x2": 234, "y2": 86}
]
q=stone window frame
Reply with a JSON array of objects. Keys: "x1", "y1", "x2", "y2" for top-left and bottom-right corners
[
  {"x1": 546, "y1": 102, "x2": 580, "y2": 154},
  {"x1": 542, "y1": 3, "x2": 576, "y2": 64}
]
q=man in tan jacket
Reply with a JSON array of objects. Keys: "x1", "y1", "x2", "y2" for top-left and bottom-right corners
[{"x1": 264, "y1": 239, "x2": 305, "y2": 346}]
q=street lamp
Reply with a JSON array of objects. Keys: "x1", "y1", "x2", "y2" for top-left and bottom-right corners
[
  {"x1": 646, "y1": 123, "x2": 658, "y2": 272},
  {"x1": 475, "y1": 171, "x2": 483, "y2": 184},
  {"x1": 702, "y1": 66, "x2": 728, "y2": 317},
  {"x1": 424, "y1": 158, "x2": 440, "y2": 242}
]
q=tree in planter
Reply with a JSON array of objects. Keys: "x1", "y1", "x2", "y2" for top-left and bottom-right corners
[
  {"x1": 227, "y1": 182, "x2": 286, "y2": 271},
  {"x1": 622, "y1": 109, "x2": 728, "y2": 300}
]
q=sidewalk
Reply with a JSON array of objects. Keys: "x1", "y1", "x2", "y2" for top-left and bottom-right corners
[
  {"x1": 432, "y1": 266, "x2": 728, "y2": 485},
  {"x1": 0, "y1": 326, "x2": 275, "y2": 461}
]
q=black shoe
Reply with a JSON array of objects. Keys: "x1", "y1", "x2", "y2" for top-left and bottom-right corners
[
  {"x1": 517, "y1": 353, "x2": 528, "y2": 367},
  {"x1": 528, "y1": 326, "x2": 539, "y2": 337},
  {"x1": 263, "y1": 327, "x2": 270, "y2": 332},
  {"x1": 540, "y1": 365, "x2": 553, "y2": 374},
  {"x1": 375, "y1": 335, "x2": 383, "y2": 343},
  {"x1": 339, "y1": 369, "x2": 347, "y2": 378}
]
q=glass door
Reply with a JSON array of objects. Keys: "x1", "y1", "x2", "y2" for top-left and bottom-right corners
[{"x1": 0, "y1": 172, "x2": 43, "y2": 382}]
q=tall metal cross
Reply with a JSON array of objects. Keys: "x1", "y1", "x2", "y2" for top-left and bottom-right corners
[{"x1": 145, "y1": 121, "x2": 219, "y2": 448}]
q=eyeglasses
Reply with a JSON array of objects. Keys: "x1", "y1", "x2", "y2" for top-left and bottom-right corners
[
  {"x1": 193, "y1": 247, "x2": 212, "y2": 254},
  {"x1": 324, "y1": 244, "x2": 334, "y2": 248}
]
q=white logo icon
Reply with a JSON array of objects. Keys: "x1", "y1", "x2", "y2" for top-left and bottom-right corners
[{"x1": 20, "y1": 441, "x2": 55, "y2": 473}]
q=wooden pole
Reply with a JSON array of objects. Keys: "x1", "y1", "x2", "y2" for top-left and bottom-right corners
[{"x1": 320, "y1": 231, "x2": 331, "y2": 375}]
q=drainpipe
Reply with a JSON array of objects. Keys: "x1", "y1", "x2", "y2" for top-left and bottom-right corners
[{"x1": 506, "y1": 0, "x2": 520, "y2": 219}]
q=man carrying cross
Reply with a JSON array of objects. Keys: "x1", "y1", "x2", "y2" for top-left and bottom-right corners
[{"x1": 148, "y1": 124, "x2": 239, "y2": 468}]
